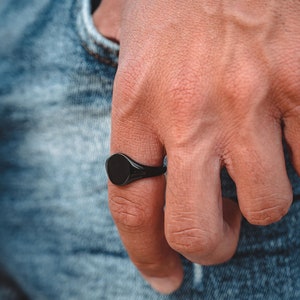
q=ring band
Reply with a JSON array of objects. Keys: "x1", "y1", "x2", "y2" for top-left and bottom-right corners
[{"x1": 105, "y1": 153, "x2": 167, "y2": 186}]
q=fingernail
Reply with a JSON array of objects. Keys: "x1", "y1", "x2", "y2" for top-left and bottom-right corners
[{"x1": 143, "y1": 274, "x2": 183, "y2": 295}]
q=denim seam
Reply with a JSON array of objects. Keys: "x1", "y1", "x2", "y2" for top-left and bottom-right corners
[{"x1": 81, "y1": 41, "x2": 118, "y2": 68}]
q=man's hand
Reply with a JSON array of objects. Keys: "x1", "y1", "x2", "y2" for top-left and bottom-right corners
[{"x1": 95, "y1": 0, "x2": 300, "y2": 294}]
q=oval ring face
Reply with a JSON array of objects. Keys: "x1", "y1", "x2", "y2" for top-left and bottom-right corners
[
  {"x1": 105, "y1": 153, "x2": 167, "y2": 186},
  {"x1": 106, "y1": 153, "x2": 131, "y2": 185}
]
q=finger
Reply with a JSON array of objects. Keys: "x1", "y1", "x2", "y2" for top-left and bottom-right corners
[
  {"x1": 283, "y1": 110, "x2": 300, "y2": 176},
  {"x1": 164, "y1": 145, "x2": 242, "y2": 266},
  {"x1": 225, "y1": 115, "x2": 293, "y2": 225},
  {"x1": 108, "y1": 177, "x2": 183, "y2": 294},
  {"x1": 109, "y1": 127, "x2": 183, "y2": 294}
]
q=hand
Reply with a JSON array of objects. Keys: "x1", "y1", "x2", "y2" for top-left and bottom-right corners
[{"x1": 95, "y1": 0, "x2": 300, "y2": 294}]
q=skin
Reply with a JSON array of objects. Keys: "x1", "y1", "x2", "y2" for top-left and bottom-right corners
[{"x1": 93, "y1": 0, "x2": 300, "y2": 294}]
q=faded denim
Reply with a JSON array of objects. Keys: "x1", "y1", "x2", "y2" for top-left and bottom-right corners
[{"x1": 0, "y1": 0, "x2": 299, "y2": 299}]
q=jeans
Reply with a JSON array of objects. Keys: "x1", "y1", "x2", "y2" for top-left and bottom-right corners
[{"x1": 0, "y1": 0, "x2": 299, "y2": 299}]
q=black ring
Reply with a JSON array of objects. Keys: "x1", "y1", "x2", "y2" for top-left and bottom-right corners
[{"x1": 105, "y1": 153, "x2": 167, "y2": 186}]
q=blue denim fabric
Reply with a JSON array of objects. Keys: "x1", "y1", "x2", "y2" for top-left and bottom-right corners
[{"x1": 0, "y1": 0, "x2": 299, "y2": 299}]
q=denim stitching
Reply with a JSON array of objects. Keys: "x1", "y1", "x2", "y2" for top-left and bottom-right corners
[{"x1": 81, "y1": 41, "x2": 118, "y2": 68}]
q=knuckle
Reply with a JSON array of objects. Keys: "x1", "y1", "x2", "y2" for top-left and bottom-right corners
[
  {"x1": 167, "y1": 76, "x2": 196, "y2": 104},
  {"x1": 165, "y1": 68, "x2": 202, "y2": 116},
  {"x1": 113, "y1": 63, "x2": 147, "y2": 108},
  {"x1": 221, "y1": 62, "x2": 268, "y2": 106},
  {"x1": 114, "y1": 68, "x2": 139, "y2": 100},
  {"x1": 276, "y1": 47, "x2": 300, "y2": 97},
  {"x1": 280, "y1": 65, "x2": 300, "y2": 95},
  {"x1": 274, "y1": 50, "x2": 300, "y2": 115},
  {"x1": 109, "y1": 194, "x2": 147, "y2": 230},
  {"x1": 166, "y1": 224, "x2": 220, "y2": 257},
  {"x1": 112, "y1": 67, "x2": 146, "y2": 126},
  {"x1": 162, "y1": 72, "x2": 208, "y2": 145},
  {"x1": 242, "y1": 196, "x2": 292, "y2": 225}
]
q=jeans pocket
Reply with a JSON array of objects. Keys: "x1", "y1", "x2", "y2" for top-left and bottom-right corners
[{"x1": 76, "y1": 0, "x2": 119, "y2": 68}]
